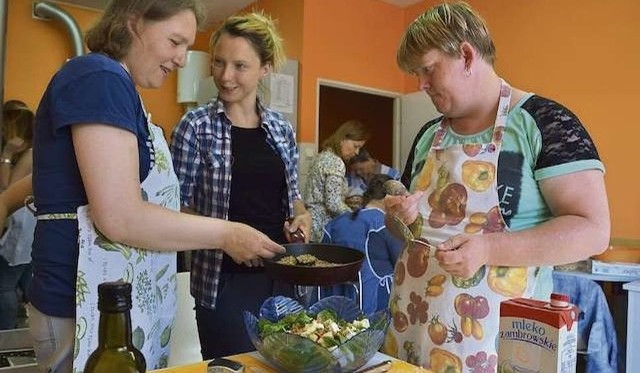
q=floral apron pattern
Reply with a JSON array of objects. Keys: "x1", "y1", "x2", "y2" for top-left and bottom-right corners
[
  {"x1": 384, "y1": 81, "x2": 539, "y2": 373},
  {"x1": 73, "y1": 108, "x2": 180, "y2": 372}
]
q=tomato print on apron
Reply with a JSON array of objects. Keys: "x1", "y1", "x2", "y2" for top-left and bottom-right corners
[
  {"x1": 72, "y1": 105, "x2": 180, "y2": 372},
  {"x1": 384, "y1": 80, "x2": 539, "y2": 373}
]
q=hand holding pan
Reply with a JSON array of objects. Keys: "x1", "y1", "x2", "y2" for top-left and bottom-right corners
[{"x1": 284, "y1": 219, "x2": 306, "y2": 243}]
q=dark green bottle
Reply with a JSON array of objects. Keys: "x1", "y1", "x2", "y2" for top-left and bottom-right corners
[{"x1": 84, "y1": 281, "x2": 146, "y2": 373}]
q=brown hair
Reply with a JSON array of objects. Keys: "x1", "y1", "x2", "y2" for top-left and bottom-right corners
[
  {"x1": 397, "y1": 1, "x2": 496, "y2": 72},
  {"x1": 2, "y1": 100, "x2": 34, "y2": 146},
  {"x1": 322, "y1": 120, "x2": 370, "y2": 154},
  {"x1": 86, "y1": 0, "x2": 204, "y2": 60},
  {"x1": 351, "y1": 174, "x2": 392, "y2": 220},
  {"x1": 210, "y1": 11, "x2": 286, "y2": 72}
]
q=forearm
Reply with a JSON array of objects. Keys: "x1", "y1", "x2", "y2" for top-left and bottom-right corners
[
  {"x1": 0, "y1": 163, "x2": 11, "y2": 190},
  {"x1": 0, "y1": 174, "x2": 32, "y2": 218},
  {"x1": 486, "y1": 214, "x2": 609, "y2": 267},
  {"x1": 293, "y1": 199, "x2": 308, "y2": 217},
  {"x1": 93, "y1": 201, "x2": 233, "y2": 252}
]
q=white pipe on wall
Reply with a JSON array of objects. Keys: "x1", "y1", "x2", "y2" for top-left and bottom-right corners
[{"x1": 33, "y1": 1, "x2": 84, "y2": 57}]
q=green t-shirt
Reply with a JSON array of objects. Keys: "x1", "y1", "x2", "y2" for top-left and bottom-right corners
[{"x1": 403, "y1": 93, "x2": 604, "y2": 299}]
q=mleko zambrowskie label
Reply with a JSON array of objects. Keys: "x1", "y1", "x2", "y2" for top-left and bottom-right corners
[{"x1": 498, "y1": 294, "x2": 579, "y2": 373}]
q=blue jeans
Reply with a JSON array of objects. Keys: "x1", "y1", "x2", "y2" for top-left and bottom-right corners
[
  {"x1": 0, "y1": 255, "x2": 31, "y2": 330},
  {"x1": 27, "y1": 304, "x2": 75, "y2": 373}
]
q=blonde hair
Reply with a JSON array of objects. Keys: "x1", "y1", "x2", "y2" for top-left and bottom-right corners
[
  {"x1": 210, "y1": 11, "x2": 286, "y2": 72},
  {"x1": 2, "y1": 100, "x2": 34, "y2": 146},
  {"x1": 86, "y1": 0, "x2": 204, "y2": 60},
  {"x1": 397, "y1": 1, "x2": 496, "y2": 72},
  {"x1": 322, "y1": 120, "x2": 370, "y2": 154}
]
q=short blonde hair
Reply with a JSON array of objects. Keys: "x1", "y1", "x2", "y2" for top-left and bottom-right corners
[
  {"x1": 322, "y1": 120, "x2": 370, "y2": 154},
  {"x1": 210, "y1": 11, "x2": 286, "y2": 72},
  {"x1": 397, "y1": 1, "x2": 496, "y2": 72}
]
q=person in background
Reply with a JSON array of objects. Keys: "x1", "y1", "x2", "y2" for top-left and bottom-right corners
[
  {"x1": 30, "y1": 1, "x2": 284, "y2": 371},
  {"x1": 346, "y1": 148, "x2": 400, "y2": 197},
  {"x1": 1, "y1": 100, "x2": 34, "y2": 190},
  {"x1": 304, "y1": 119, "x2": 369, "y2": 242},
  {"x1": 170, "y1": 12, "x2": 311, "y2": 359},
  {"x1": 320, "y1": 174, "x2": 403, "y2": 315},
  {"x1": 0, "y1": 101, "x2": 35, "y2": 331},
  {"x1": 383, "y1": 2, "x2": 609, "y2": 371}
]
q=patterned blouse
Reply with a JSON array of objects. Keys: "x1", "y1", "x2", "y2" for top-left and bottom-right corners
[{"x1": 303, "y1": 149, "x2": 351, "y2": 241}]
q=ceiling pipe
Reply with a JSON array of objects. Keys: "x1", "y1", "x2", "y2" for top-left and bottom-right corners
[{"x1": 33, "y1": 1, "x2": 84, "y2": 57}]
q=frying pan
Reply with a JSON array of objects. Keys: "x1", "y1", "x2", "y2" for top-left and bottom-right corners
[{"x1": 263, "y1": 243, "x2": 365, "y2": 286}]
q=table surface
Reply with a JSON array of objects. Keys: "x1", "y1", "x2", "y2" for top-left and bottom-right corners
[
  {"x1": 151, "y1": 351, "x2": 432, "y2": 373},
  {"x1": 553, "y1": 269, "x2": 640, "y2": 283}
]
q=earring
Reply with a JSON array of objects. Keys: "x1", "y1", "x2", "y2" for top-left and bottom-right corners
[{"x1": 465, "y1": 68, "x2": 472, "y2": 77}]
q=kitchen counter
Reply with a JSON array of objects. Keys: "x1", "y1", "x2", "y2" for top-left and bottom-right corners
[{"x1": 152, "y1": 351, "x2": 431, "y2": 373}]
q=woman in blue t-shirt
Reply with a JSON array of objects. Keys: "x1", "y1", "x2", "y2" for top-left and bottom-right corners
[{"x1": 24, "y1": 1, "x2": 285, "y2": 371}]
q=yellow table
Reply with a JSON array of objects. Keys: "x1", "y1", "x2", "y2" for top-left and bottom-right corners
[{"x1": 151, "y1": 351, "x2": 432, "y2": 373}]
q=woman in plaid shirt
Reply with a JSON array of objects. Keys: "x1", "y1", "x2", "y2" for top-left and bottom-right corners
[{"x1": 170, "y1": 12, "x2": 311, "y2": 358}]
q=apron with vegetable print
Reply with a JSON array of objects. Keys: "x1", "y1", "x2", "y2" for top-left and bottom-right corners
[
  {"x1": 384, "y1": 80, "x2": 539, "y2": 373},
  {"x1": 73, "y1": 108, "x2": 179, "y2": 372}
]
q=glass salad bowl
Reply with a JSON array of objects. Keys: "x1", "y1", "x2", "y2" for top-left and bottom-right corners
[{"x1": 243, "y1": 295, "x2": 390, "y2": 372}]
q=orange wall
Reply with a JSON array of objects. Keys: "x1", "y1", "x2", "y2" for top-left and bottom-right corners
[
  {"x1": 403, "y1": 0, "x2": 640, "y2": 239},
  {"x1": 299, "y1": 0, "x2": 406, "y2": 143},
  {"x1": 5, "y1": 0, "x2": 638, "y2": 239},
  {"x1": 5, "y1": 1, "x2": 99, "y2": 110},
  {"x1": 4, "y1": 0, "x2": 210, "y2": 134},
  {"x1": 254, "y1": 0, "x2": 303, "y2": 61}
]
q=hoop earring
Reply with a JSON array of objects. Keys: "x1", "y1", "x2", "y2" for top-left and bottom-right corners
[{"x1": 465, "y1": 68, "x2": 472, "y2": 77}]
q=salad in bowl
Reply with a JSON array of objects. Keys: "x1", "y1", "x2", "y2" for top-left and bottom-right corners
[{"x1": 243, "y1": 296, "x2": 389, "y2": 372}]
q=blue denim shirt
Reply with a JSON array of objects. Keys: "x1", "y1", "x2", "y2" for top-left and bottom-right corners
[{"x1": 0, "y1": 207, "x2": 36, "y2": 266}]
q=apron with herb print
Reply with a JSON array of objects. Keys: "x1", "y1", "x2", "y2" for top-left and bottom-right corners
[
  {"x1": 73, "y1": 109, "x2": 179, "y2": 372},
  {"x1": 384, "y1": 80, "x2": 539, "y2": 373}
]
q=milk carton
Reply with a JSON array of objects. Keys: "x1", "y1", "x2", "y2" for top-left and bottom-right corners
[{"x1": 498, "y1": 293, "x2": 579, "y2": 373}]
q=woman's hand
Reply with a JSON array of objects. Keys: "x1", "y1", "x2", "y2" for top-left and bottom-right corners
[
  {"x1": 222, "y1": 221, "x2": 285, "y2": 263},
  {"x1": 284, "y1": 211, "x2": 312, "y2": 243},
  {"x1": 435, "y1": 233, "x2": 492, "y2": 278},
  {"x1": 2, "y1": 137, "x2": 27, "y2": 159},
  {"x1": 384, "y1": 191, "x2": 424, "y2": 227}
]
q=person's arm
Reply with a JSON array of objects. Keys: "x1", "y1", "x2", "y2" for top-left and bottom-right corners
[
  {"x1": 0, "y1": 137, "x2": 27, "y2": 190},
  {"x1": 436, "y1": 169, "x2": 610, "y2": 278},
  {"x1": 72, "y1": 123, "x2": 283, "y2": 263},
  {"x1": 323, "y1": 173, "x2": 351, "y2": 215},
  {"x1": 288, "y1": 199, "x2": 312, "y2": 243},
  {"x1": 8, "y1": 149, "x2": 32, "y2": 186},
  {"x1": 0, "y1": 174, "x2": 32, "y2": 224},
  {"x1": 281, "y1": 120, "x2": 312, "y2": 242},
  {"x1": 169, "y1": 110, "x2": 201, "y2": 208}
]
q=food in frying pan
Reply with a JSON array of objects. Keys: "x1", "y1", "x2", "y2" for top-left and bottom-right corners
[{"x1": 276, "y1": 254, "x2": 339, "y2": 267}]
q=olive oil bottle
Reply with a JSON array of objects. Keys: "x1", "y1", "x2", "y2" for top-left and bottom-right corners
[{"x1": 84, "y1": 281, "x2": 146, "y2": 373}]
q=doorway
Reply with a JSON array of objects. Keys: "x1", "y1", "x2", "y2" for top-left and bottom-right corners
[{"x1": 317, "y1": 81, "x2": 399, "y2": 168}]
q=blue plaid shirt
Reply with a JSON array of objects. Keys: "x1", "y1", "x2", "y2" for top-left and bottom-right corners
[{"x1": 169, "y1": 98, "x2": 301, "y2": 309}]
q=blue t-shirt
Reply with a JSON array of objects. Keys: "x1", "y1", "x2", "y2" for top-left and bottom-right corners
[{"x1": 31, "y1": 53, "x2": 151, "y2": 317}]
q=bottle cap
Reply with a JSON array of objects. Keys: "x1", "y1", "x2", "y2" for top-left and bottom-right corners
[
  {"x1": 98, "y1": 281, "x2": 132, "y2": 313},
  {"x1": 550, "y1": 293, "x2": 570, "y2": 308}
]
